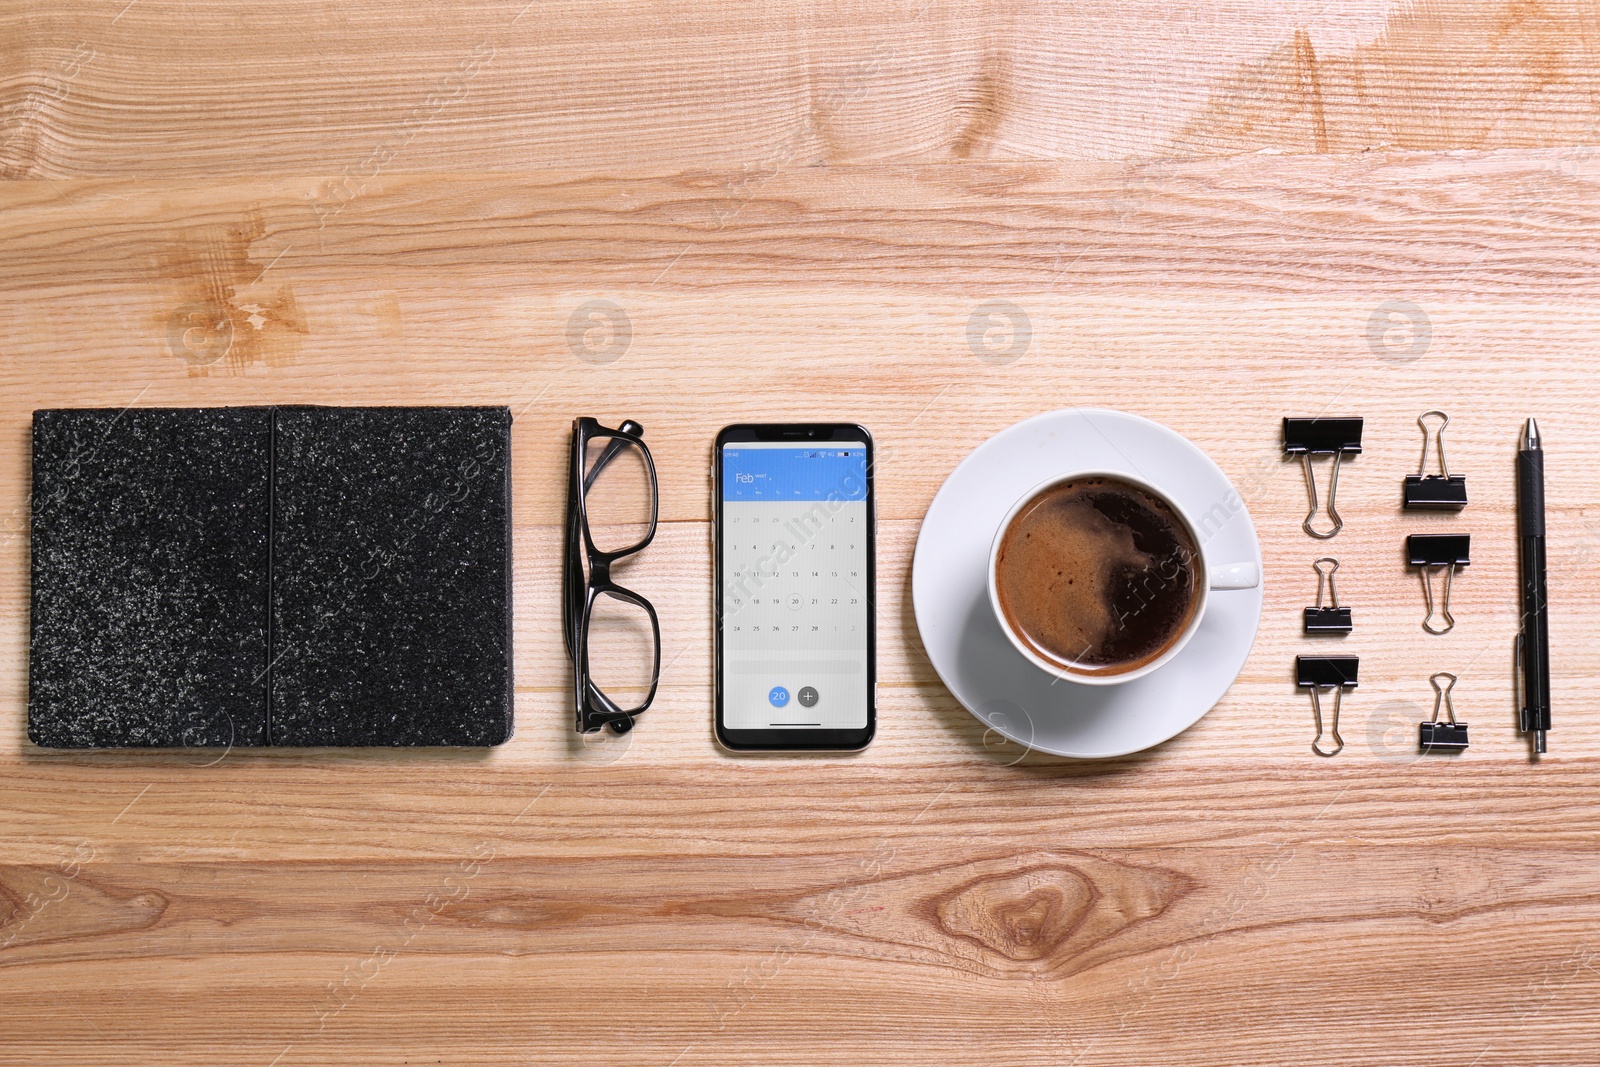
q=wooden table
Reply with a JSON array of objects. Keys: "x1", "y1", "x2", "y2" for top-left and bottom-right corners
[{"x1": 3, "y1": 2, "x2": 1598, "y2": 1063}]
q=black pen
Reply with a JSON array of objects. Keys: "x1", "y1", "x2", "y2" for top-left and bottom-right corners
[{"x1": 1517, "y1": 418, "x2": 1551, "y2": 755}]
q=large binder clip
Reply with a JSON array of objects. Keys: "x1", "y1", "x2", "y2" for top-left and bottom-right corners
[
  {"x1": 1284, "y1": 417, "x2": 1363, "y2": 539},
  {"x1": 1403, "y1": 410, "x2": 1467, "y2": 510},
  {"x1": 1297, "y1": 654, "x2": 1358, "y2": 757},
  {"x1": 1419, "y1": 671, "x2": 1469, "y2": 751},
  {"x1": 1407, "y1": 534, "x2": 1470, "y2": 635},
  {"x1": 1303, "y1": 557, "x2": 1352, "y2": 634}
]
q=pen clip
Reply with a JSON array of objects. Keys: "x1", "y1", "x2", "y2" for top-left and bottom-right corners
[{"x1": 1515, "y1": 631, "x2": 1528, "y2": 732}]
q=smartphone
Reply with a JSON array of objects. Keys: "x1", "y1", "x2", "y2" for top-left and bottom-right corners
[{"x1": 714, "y1": 424, "x2": 875, "y2": 751}]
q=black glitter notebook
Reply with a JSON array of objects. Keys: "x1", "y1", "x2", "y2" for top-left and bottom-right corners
[{"x1": 28, "y1": 406, "x2": 513, "y2": 748}]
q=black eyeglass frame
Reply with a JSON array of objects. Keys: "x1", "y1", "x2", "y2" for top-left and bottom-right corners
[{"x1": 564, "y1": 416, "x2": 661, "y2": 734}]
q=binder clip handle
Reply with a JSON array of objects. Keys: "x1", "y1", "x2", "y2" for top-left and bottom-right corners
[
  {"x1": 1404, "y1": 410, "x2": 1468, "y2": 510},
  {"x1": 1284, "y1": 418, "x2": 1363, "y2": 539},
  {"x1": 1310, "y1": 688, "x2": 1345, "y2": 757},
  {"x1": 1429, "y1": 671, "x2": 1458, "y2": 724},
  {"x1": 1302, "y1": 556, "x2": 1353, "y2": 634},
  {"x1": 1420, "y1": 411, "x2": 1450, "y2": 479},
  {"x1": 1421, "y1": 568, "x2": 1456, "y2": 635},
  {"x1": 1301, "y1": 452, "x2": 1345, "y2": 539},
  {"x1": 1420, "y1": 671, "x2": 1470, "y2": 750},
  {"x1": 1314, "y1": 556, "x2": 1340, "y2": 609},
  {"x1": 1408, "y1": 535, "x2": 1471, "y2": 635},
  {"x1": 1296, "y1": 655, "x2": 1358, "y2": 757}
]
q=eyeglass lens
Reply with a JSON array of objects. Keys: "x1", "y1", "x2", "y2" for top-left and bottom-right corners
[
  {"x1": 582, "y1": 434, "x2": 654, "y2": 555},
  {"x1": 585, "y1": 590, "x2": 656, "y2": 709}
]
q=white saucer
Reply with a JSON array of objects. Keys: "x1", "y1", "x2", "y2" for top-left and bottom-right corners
[{"x1": 911, "y1": 408, "x2": 1264, "y2": 758}]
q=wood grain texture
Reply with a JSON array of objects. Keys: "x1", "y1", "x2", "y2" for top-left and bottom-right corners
[
  {"x1": 3, "y1": 1, "x2": 1600, "y2": 1064},
  {"x1": 4, "y1": 0, "x2": 1600, "y2": 177}
]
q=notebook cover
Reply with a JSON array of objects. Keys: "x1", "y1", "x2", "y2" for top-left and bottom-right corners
[
  {"x1": 27, "y1": 405, "x2": 513, "y2": 748},
  {"x1": 269, "y1": 406, "x2": 514, "y2": 746},
  {"x1": 29, "y1": 407, "x2": 272, "y2": 747}
]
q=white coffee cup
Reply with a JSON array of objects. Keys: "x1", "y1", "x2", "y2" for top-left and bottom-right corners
[{"x1": 987, "y1": 469, "x2": 1260, "y2": 686}]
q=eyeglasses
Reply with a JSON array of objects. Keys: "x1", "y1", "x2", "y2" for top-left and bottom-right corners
[{"x1": 564, "y1": 417, "x2": 661, "y2": 734}]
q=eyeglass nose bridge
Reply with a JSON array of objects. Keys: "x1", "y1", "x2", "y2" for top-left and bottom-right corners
[{"x1": 586, "y1": 554, "x2": 615, "y2": 585}]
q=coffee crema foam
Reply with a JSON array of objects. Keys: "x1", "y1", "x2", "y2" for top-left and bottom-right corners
[{"x1": 995, "y1": 477, "x2": 1198, "y2": 675}]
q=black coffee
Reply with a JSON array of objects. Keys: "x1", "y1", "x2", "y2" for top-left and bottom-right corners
[{"x1": 995, "y1": 476, "x2": 1198, "y2": 675}]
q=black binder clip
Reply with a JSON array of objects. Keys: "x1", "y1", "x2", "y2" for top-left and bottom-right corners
[
  {"x1": 1407, "y1": 533, "x2": 1470, "y2": 635},
  {"x1": 1403, "y1": 410, "x2": 1467, "y2": 510},
  {"x1": 1303, "y1": 556, "x2": 1352, "y2": 634},
  {"x1": 1296, "y1": 654, "x2": 1358, "y2": 757},
  {"x1": 1419, "y1": 671, "x2": 1469, "y2": 751},
  {"x1": 1284, "y1": 417, "x2": 1363, "y2": 539}
]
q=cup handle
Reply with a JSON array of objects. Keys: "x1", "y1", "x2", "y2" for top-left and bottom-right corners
[{"x1": 1208, "y1": 562, "x2": 1260, "y2": 590}]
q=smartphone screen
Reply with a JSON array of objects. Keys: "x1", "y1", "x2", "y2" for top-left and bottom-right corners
[{"x1": 715, "y1": 425, "x2": 874, "y2": 750}]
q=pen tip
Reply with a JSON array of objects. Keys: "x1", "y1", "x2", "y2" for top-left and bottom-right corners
[{"x1": 1524, "y1": 418, "x2": 1540, "y2": 448}]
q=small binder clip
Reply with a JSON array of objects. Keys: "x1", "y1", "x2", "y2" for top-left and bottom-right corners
[
  {"x1": 1419, "y1": 671, "x2": 1469, "y2": 751},
  {"x1": 1284, "y1": 417, "x2": 1363, "y2": 539},
  {"x1": 1407, "y1": 534, "x2": 1470, "y2": 635},
  {"x1": 1297, "y1": 654, "x2": 1358, "y2": 757},
  {"x1": 1303, "y1": 557, "x2": 1352, "y2": 634},
  {"x1": 1403, "y1": 410, "x2": 1467, "y2": 510}
]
